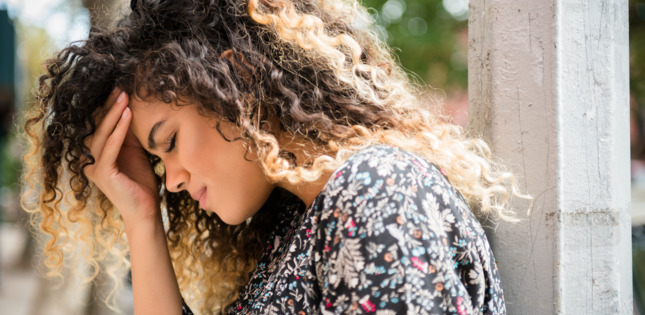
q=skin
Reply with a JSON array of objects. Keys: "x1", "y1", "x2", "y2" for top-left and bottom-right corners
[
  {"x1": 84, "y1": 89, "x2": 182, "y2": 314},
  {"x1": 128, "y1": 95, "x2": 276, "y2": 225},
  {"x1": 83, "y1": 88, "x2": 330, "y2": 314}
]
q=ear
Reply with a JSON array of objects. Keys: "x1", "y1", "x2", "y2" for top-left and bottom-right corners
[{"x1": 220, "y1": 49, "x2": 255, "y2": 84}]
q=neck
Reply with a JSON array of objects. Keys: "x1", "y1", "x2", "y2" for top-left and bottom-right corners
[
  {"x1": 269, "y1": 134, "x2": 336, "y2": 208},
  {"x1": 278, "y1": 170, "x2": 333, "y2": 208}
]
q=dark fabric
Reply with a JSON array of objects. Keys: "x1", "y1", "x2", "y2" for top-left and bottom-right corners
[
  {"x1": 182, "y1": 145, "x2": 505, "y2": 314},
  {"x1": 181, "y1": 298, "x2": 194, "y2": 315}
]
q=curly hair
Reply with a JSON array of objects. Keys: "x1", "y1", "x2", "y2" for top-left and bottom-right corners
[{"x1": 21, "y1": 0, "x2": 533, "y2": 313}]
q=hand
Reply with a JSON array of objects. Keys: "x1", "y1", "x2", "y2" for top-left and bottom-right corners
[
  {"x1": 83, "y1": 90, "x2": 183, "y2": 314},
  {"x1": 83, "y1": 88, "x2": 160, "y2": 228}
]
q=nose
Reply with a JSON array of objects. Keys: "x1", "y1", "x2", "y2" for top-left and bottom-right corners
[{"x1": 164, "y1": 157, "x2": 189, "y2": 193}]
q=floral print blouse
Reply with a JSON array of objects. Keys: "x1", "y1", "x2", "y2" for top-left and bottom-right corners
[{"x1": 182, "y1": 144, "x2": 505, "y2": 314}]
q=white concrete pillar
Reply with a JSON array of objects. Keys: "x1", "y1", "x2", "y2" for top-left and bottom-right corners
[{"x1": 468, "y1": 0, "x2": 631, "y2": 313}]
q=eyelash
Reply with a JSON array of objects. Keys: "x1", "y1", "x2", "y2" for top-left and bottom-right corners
[{"x1": 165, "y1": 133, "x2": 177, "y2": 153}]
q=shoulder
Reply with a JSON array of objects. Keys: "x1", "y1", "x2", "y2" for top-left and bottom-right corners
[
  {"x1": 309, "y1": 145, "x2": 497, "y2": 314},
  {"x1": 318, "y1": 144, "x2": 464, "y2": 214},
  {"x1": 331, "y1": 144, "x2": 436, "y2": 180},
  {"x1": 332, "y1": 144, "x2": 450, "y2": 186},
  {"x1": 311, "y1": 144, "x2": 472, "y2": 242}
]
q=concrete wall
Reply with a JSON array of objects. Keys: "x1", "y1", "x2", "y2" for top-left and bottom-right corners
[{"x1": 468, "y1": 0, "x2": 631, "y2": 313}]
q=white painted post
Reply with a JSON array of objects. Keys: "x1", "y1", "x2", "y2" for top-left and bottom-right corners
[{"x1": 468, "y1": 0, "x2": 631, "y2": 313}]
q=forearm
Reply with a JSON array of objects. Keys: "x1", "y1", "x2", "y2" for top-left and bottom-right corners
[{"x1": 126, "y1": 215, "x2": 182, "y2": 315}]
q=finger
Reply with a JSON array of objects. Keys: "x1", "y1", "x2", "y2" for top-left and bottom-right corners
[
  {"x1": 99, "y1": 106, "x2": 132, "y2": 170},
  {"x1": 90, "y1": 92, "x2": 129, "y2": 155},
  {"x1": 91, "y1": 87, "x2": 122, "y2": 123},
  {"x1": 84, "y1": 88, "x2": 121, "y2": 147},
  {"x1": 106, "y1": 87, "x2": 123, "y2": 109}
]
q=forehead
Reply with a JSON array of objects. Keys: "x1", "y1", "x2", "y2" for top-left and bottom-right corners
[{"x1": 129, "y1": 96, "x2": 174, "y2": 149}]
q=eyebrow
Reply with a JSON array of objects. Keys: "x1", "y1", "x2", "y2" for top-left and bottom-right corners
[{"x1": 148, "y1": 120, "x2": 166, "y2": 150}]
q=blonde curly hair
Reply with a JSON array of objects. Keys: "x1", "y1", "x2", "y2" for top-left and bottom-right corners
[{"x1": 21, "y1": 0, "x2": 532, "y2": 313}]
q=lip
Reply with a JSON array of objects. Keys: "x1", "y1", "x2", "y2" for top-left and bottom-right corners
[{"x1": 191, "y1": 187, "x2": 207, "y2": 208}]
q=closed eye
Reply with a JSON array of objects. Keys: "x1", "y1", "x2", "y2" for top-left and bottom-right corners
[{"x1": 165, "y1": 132, "x2": 177, "y2": 153}]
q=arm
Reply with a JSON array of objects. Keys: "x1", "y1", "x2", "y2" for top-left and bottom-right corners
[
  {"x1": 126, "y1": 216, "x2": 182, "y2": 315},
  {"x1": 83, "y1": 89, "x2": 182, "y2": 314}
]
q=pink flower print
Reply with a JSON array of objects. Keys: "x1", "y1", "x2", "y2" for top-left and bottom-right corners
[
  {"x1": 456, "y1": 296, "x2": 467, "y2": 315},
  {"x1": 411, "y1": 256, "x2": 427, "y2": 272},
  {"x1": 360, "y1": 299, "x2": 376, "y2": 312},
  {"x1": 346, "y1": 218, "x2": 357, "y2": 237},
  {"x1": 412, "y1": 159, "x2": 431, "y2": 178}
]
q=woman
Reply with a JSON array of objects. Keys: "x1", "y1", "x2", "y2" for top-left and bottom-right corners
[{"x1": 22, "y1": 0, "x2": 531, "y2": 314}]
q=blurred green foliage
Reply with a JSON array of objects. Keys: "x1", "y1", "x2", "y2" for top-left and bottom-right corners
[
  {"x1": 0, "y1": 138, "x2": 19, "y2": 188},
  {"x1": 366, "y1": 0, "x2": 645, "y2": 110},
  {"x1": 363, "y1": 0, "x2": 468, "y2": 91},
  {"x1": 0, "y1": 20, "x2": 53, "y2": 194},
  {"x1": 631, "y1": 0, "x2": 645, "y2": 110}
]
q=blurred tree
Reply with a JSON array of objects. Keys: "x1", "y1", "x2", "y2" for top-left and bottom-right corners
[
  {"x1": 81, "y1": 0, "x2": 124, "y2": 29},
  {"x1": 632, "y1": 3, "x2": 645, "y2": 314},
  {"x1": 6, "y1": 3, "x2": 129, "y2": 315},
  {"x1": 632, "y1": 0, "x2": 645, "y2": 112},
  {"x1": 630, "y1": 0, "x2": 645, "y2": 161},
  {"x1": 0, "y1": 8, "x2": 17, "y2": 200},
  {"x1": 363, "y1": 0, "x2": 468, "y2": 92},
  {"x1": 12, "y1": 21, "x2": 53, "y2": 268},
  {"x1": 77, "y1": 3, "x2": 130, "y2": 314}
]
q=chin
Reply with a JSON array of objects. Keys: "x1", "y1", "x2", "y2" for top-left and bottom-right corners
[
  {"x1": 220, "y1": 215, "x2": 251, "y2": 226},
  {"x1": 212, "y1": 208, "x2": 252, "y2": 226},
  {"x1": 212, "y1": 194, "x2": 272, "y2": 226}
]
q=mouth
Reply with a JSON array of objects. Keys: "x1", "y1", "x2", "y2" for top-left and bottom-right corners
[{"x1": 191, "y1": 187, "x2": 207, "y2": 208}]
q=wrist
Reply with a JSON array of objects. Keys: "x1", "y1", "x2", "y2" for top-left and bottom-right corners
[{"x1": 123, "y1": 210, "x2": 164, "y2": 237}]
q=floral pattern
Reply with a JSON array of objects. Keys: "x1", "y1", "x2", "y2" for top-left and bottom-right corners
[{"x1": 182, "y1": 144, "x2": 505, "y2": 314}]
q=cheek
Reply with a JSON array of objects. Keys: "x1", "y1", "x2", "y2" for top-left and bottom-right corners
[
  {"x1": 200, "y1": 141, "x2": 274, "y2": 222},
  {"x1": 180, "y1": 119, "x2": 275, "y2": 220}
]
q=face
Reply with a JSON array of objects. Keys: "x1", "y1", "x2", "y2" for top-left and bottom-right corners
[{"x1": 128, "y1": 96, "x2": 276, "y2": 225}]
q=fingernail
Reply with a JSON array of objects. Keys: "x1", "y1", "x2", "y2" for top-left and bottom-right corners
[
  {"x1": 122, "y1": 107, "x2": 130, "y2": 118},
  {"x1": 116, "y1": 92, "x2": 126, "y2": 104}
]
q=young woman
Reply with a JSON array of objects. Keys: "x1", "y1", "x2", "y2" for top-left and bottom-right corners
[{"x1": 22, "y1": 0, "x2": 531, "y2": 314}]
